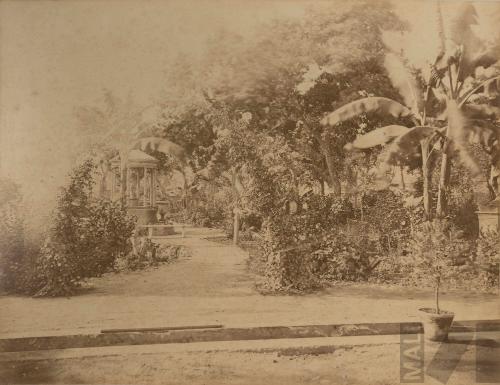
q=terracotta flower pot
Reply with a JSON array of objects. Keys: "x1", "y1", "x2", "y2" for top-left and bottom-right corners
[{"x1": 418, "y1": 307, "x2": 455, "y2": 342}]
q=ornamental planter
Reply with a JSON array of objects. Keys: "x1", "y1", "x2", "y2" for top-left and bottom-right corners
[{"x1": 418, "y1": 307, "x2": 455, "y2": 342}]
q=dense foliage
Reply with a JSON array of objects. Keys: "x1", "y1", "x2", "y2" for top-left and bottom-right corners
[
  {"x1": 1, "y1": 161, "x2": 137, "y2": 296},
  {"x1": 33, "y1": 160, "x2": 136, "y2": 296},
  {"x1": 7, "y1": 0, "x2": 500, "y2": 297},
  {"x1": 260, "y1": 195, "x2": 355, "y2": 292}
]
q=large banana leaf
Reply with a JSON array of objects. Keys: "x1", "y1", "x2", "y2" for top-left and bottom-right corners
[
  {"x1": 366, "y1": 126, "x2": 441, "y2": 190},
  {"x1": 464, "y1": 120, "x2": 500, "y2": 148},
  {"x1": 463, "y1": 104, "x2": 500, "y2": 120},
  {"x1": 448, "y1": 102, "x2": 483, "y2": 178},
  {"x1": 448, "y1": 3, "x2": 486, "y2": 82},
  {"x1": 321, "y1": 97, "x2": 413, "y2": 127},
  {"x1": 381, "y1": 126, "x2": 440, "y2": 166},
  {"x1": 484, "y1": 77, "x2": 500, "y2": 98},
  {"x1": 133, "y1": 137, "x2": 187, "y2": 165},
  {"x1": 347, "y1": 125, "x2": 409, "y2": 150},
  {"x1": 433, "y1": 3, "x2": 499, "y2": 84},
  {"x1": 383, "y1": 54, "x2": 423, "y2": 115}
]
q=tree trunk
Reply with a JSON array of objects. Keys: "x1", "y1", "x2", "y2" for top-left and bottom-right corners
[
  {"x1": 420, "y1": 141, "x2": 432, "y2": 221},
  {"x1": 99, "y1": 160, "x2": 111, "y2": 198},
  {"x1": 436, "y1": 141, "x2": 451, "y2": 218},
  {"x1": 233, "y1": 209, "x2": 240, "y2": 245},
  {"x1": 399, "y1": 166, "x2": 406, "y2": 191},
  {"x1": 120, "y1": 165, "x2": 128, "y2": 205},
  {"x1": 100, "y1": 173, "x2": 108, "y2": 197},
  {"x1": 319, "y1": 178, "x2": 325, "y2": 196},
  {"x1": 231, "y1": 168, "x2": 240, "y2": 245},
  {"x1": 435, "y1": 277, "x2": 441, "y2": 314},
  {"x1": 324, "y1": 153, "x2": 341, "y2": 197}
]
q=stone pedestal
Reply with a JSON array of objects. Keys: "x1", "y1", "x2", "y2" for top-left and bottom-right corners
[
  {"x1": 127, "y1": 207, "x2": 157, "y2": 225},
  {"x1": 476, "y1": 209, "x2": 500, "y2": 232},
  {"x1": 473, "y1": 178, "x2": 499, "y2": 232}
]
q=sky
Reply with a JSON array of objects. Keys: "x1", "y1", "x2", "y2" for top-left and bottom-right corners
[
  {"x1": 0, "y1": 0, "x2": 498, "y2": 227},
  {"x1": 0, "y1": 0, "x2": 306, "y2": 221}
]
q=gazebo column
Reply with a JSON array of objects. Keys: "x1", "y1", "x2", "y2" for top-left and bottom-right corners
[
  {"x1": 111, "y1": 169, "x2": 115, "y2": 200},
  {"x1": 134, "y1": 169, "x2": 140, "y2": 201},
  {"x1": 127, "y1": 167, "x2": 132, "y2": 200},
  {"x1": 151, "y1": 169, "x2": 156, "y2": 207},
  {"x1": 143, "y1": 167, "x2": 148, "y2": 207}
]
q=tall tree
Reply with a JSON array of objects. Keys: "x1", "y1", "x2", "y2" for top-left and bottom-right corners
[{"x1": 194, "y1": 0, "x2": 407, "y2": 196}]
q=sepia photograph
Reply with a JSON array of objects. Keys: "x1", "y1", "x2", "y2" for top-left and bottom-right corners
[{"x1": 0, "y1": 0, "x2": 499, "y2": 384}]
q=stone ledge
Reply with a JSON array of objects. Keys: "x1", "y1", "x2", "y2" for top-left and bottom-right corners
[{"x1": 0, "y1": 319, "x2": 499, "y2": 353}]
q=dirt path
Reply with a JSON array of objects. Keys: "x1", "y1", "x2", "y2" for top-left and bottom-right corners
[
  {"x1": 89, "y1": 236, "x2": 254, "y2": 297},
  {"x1": 0, "y1": 228, "x2": 499, "y2": 338}
]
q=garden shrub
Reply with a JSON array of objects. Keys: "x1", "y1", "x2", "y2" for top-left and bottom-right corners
[
  {"x1": 400, "y1": 220, "x2": 475, "y2": 289},
  {"x1": 260, "y1": 195, "x2": 355, "y2": 292},
  {"x1": 313, "y1": 232, "x2": 381, "y2": 282},
  {"x1": 156, "y1": 243, "x2": 189, "y2": 262},
  {"x1": 472, "y1": 230, "x2": 499, "y2": 290},
  {"x1": 447, "y1": 162, "x2": 479, "y2": 239},
  {"x1": 187, "y1": 200, "x2": 226, "y2": 228},
  {"x1": 360, "y1": 189, "x2": 414, "y2": 252},
  {"x1": 27, "y1": 160, "x2": 135, "y2": 296},
  {"x1": 120, "y1": 236, "x2": 188, "y2": 271}
]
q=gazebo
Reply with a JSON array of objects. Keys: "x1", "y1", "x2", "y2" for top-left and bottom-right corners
[{"x1": 110, "y1": 149, "x2": 159, "y2": 225}]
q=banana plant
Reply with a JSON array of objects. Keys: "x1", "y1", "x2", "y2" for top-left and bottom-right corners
[{"x1": 322, "y1": 1, "x2": 500, "y2": 221}]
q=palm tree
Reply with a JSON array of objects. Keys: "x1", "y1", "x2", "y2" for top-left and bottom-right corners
[{"x1": 322, "y1": 1, "x2": 500, "y2": 221}]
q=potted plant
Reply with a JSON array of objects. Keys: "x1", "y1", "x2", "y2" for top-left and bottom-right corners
[{"x1": 407, "y1": 221, "x2": 471, "y2": 342}]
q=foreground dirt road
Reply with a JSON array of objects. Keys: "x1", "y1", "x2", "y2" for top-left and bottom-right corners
[
  {"x1": 1, "y1": 229, "x2": 499, "y2": 338},
  {"x1": 2, "y1": 332, "x2": 499, "y2": 385}
]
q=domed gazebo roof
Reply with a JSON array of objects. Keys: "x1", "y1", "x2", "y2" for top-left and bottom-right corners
[{"x1": 110, "y1": 149, "x2": 159, "y2": 169}]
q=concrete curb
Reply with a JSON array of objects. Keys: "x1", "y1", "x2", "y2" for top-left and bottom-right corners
[{"x1": 0, "y1": 319, "x2": 498, "y2": 353}]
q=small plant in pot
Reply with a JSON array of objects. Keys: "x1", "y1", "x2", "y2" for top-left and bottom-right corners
[{"x1": 407, "y1": 221, "x2": 472, "y2": 342}]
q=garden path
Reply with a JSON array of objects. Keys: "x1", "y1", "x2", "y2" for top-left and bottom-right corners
[{"x1": 1, "y1": 227, "x2": 499, "y2": 338}]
